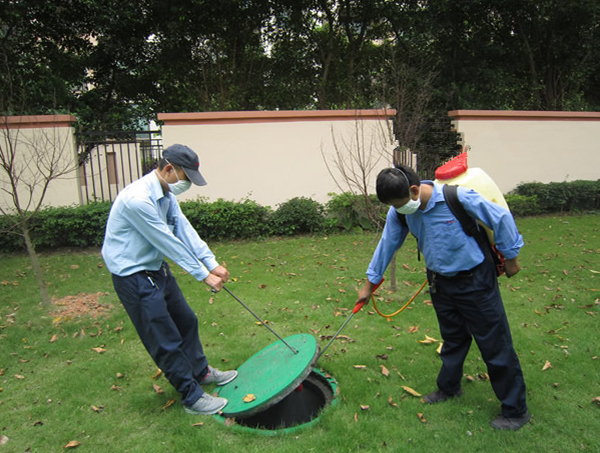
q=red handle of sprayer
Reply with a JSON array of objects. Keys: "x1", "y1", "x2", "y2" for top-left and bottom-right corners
[{"x1": 352, "y1": 278, "x2": 385, "y2": 314}]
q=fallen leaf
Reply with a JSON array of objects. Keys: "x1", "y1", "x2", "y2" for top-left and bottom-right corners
[
  {"x1": 191, "y1": 422, "x2": 204, "y2": 427},
  {"x1": 417, "y1": 413, "x2": 427, "y2": 423},
  {"x1": 91, "y1": 405, "x2": 104, "y2": 413},
  {"x1": 354, "y1": 413, "x2": 358, "y2": 423},
  {"x1": 14, "y1": 375, "x2": 25, "y2": 380},
  {"x1": 224, "y1": 418, "x2": 236, "y2": 427},
  {"x1": 388, "y1": 396, "x2": 399, "y2": 408},
  {"x1": 0, "y1": 435, "x2": 7, "y2": 445},
  {"x1": 153, "y1": 384, "x2": 163, "y2": 394},
  {"x1": 243, "y1": 394, "x2": 256, "y2": 403},
  {"x1": 360, "y1": 405, "x2": 370, "y2": 410},
  {"x1": 542, "y1": 360, "x2": 552, "y2": 371},
  {"x1": 110, "y1": 385, "x2": 122, "y2": 391},
  {"x1": 151, "y1": 369, "x2": 162, "y2": 379},
  {"x1": 353, "y1": 365, "x2": 367, "y2": 370},
  {"x1": 402, "y1": 386, "x2": 421, "y2": 397},
  {"x1": 380, "y1": 365, "x2": 390, "y2": 377},
  {"x1": 64, "y1": 440, "x2": 81, "y2": 449},
  {"x1": 408, "y1": 326, "x2": 419, "y2": 333},
  {"x1": 418, "y1": 335, "x2": 439, "y2": 344},
  {"x1": 91, "y1": 347, "x2": 107, "y2": 354},
  {"x1": 436, "y1": 342, "x2": 443, "y2": 354},
  {"x1": 162, "y1": 399, "x2": 176, "y2": 410},
  {"x1": 49, "y1": 334, "x2": 58, "y2": 343},
  {"x1": 592, "y1": 397, "x2": 600, "y2": 406}
]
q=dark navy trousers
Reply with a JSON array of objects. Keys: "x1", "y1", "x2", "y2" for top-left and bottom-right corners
[
  {"x1": 112, "y1": 261, "x2": 209, "y2": 406},
  {"x1": 427, "y1": 259, "x2": 528, "y2": 418}
]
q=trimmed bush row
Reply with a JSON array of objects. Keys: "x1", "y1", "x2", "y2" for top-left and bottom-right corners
[{"x1": 1, "y1": 179, "x2": 598, "y2": 252}]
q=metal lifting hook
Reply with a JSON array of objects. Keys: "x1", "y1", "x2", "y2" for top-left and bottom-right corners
[{"x1": 221, "y1": 286, "x2": 298, "y2": 355}]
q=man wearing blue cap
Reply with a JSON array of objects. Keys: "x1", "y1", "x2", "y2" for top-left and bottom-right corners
[{"x1": 102, "y1": 144, "x2": 237, "y2": 415}]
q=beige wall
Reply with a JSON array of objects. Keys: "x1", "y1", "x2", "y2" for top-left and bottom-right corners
[
  {"x1": 449, "y1": 110, "x2": 600, "y2": 193},
  {"x1": 0, "y1": 115, "x2": 80, "y2": 212},
  {"x1": 158, "y1": 110, "x2": 397, "y2": 207}
]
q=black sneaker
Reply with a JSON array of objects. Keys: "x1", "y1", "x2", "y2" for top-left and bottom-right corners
[
  {"x1": 423, "y1": 388, "x2": 463, "y2": 404},
  {"x1": 490, "y1": 411, "x2": 531, "y2": 430}
]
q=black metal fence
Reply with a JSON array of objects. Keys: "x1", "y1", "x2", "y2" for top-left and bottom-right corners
[{"x1": 76, "y1": 130, "x2": 162, "y2": 203}]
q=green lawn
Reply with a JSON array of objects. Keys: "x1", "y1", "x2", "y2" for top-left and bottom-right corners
[{"x1": 0, "y1": 214, "x2": 599, "y2": 452}]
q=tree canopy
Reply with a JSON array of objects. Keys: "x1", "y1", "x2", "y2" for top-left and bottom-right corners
[{"x1": 2, "y1": 0, "x2": 599, "y2": 131}]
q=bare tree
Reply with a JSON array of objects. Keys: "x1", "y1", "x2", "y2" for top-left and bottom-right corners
[
  {"x1": 322, "y1": 113, "x2": 395, "y2": 230},
  {"x1": 0, "y1": 116, "x2": 78, "y2": 304}
]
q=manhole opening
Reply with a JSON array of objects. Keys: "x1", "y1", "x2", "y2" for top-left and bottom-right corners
[{"x1": 235, "y1": 370, "x2": 335, "y2": 430}]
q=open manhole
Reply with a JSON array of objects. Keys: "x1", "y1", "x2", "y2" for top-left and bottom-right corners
[{"x1": 213, "y1": 333, "x2": 339, "y2": 434}]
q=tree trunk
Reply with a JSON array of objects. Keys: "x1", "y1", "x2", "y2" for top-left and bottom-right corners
[
  {"x1": 21, "y1": 224, "x2": 51, "y2": 304},
  {"x1": 389, "y1": 252, "x2": 397, "y2": 293}
]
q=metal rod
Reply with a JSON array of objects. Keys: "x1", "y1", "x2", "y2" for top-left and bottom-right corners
[
  {"x1": 223, "y1": 286, "x2": 298, "y2": 354},
  {"x1": 318, "y1": 279, "x2": 385, "y2": 359},
  {"x1": 318, "y1": 311, "x2": 356, "y2": 359}
]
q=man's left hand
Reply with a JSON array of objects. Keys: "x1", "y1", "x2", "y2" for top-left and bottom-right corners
[
  {"x1": 211, "y1": 265, "x2": 230, "y2": 283},
  {"x1": 504, "y1": 257, "x2": 520, "y2": 278}
]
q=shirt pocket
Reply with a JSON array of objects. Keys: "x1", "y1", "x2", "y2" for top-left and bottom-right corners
[{"x1": 425, "y1": 218, "x2": 470, "y2": 268}]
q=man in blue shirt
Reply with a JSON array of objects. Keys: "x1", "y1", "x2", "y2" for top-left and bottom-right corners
[
  {"x1": 102, "y1": 144, "x2": 237, "y2": 415},
  {"x1": 356, "y1": 165, "x2": 530, "y2": 430}
]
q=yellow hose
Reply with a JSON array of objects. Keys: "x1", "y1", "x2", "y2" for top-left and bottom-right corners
[{"x1": 371, "y1": 280, "x2": 428, "y2": 318}]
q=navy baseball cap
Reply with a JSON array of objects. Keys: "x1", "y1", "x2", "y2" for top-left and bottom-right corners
[{"x1": 162, "y1": 144, "x2": 207, "y2": 186}]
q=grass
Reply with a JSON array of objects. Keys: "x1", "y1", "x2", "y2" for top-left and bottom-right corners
[{"x1": 0, "y1": 214, "x2": 599, "y2": 452}]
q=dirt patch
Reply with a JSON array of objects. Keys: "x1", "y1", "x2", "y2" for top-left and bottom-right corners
[{"x1": 51, "y1": 292, "x2": 113, "y2": 319}]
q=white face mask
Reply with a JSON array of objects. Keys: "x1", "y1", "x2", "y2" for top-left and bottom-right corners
[
  {"x1": 168, "y1": 178, "x2": 192, "y2": 195},
  {"x1": 395, "y1": 187, "x2": 421, "y2": 215},
  {"x1": 157, "y1": 165, "x2": 192, "y2": 195}
]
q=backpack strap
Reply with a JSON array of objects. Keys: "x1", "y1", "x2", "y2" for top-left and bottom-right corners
[{"x1": 443, "y1": 184, "x2": 504, "y2": 275}]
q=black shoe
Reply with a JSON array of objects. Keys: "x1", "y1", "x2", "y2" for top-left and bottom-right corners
[
  {"x1": 490, "y1": 411, "x2": 531, "y2": 430},
  {"x1": 423, "y1": 388, "x2": 463, "y2": 404}
]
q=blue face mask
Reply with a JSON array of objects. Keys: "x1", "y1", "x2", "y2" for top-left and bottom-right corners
[{"x1": 395, "y1": 187, "x2": 421, "y2": 215}]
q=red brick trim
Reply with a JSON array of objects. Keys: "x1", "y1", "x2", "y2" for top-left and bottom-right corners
[
  {"x1": 448, "y1": 110, "x2": 600, "y2": 121},
  {"x1": 1, "y1": 115, "x2": 77, "y2": 129},
  {"x1": 158, "y1": 109, "x2": 397, "y2": 125}
]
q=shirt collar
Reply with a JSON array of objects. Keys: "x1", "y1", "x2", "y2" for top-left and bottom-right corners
[
  {"x1": 422, "y1": 180, "x2": 444, "y2": 213},
  {"x1": 149, "y1": 171, "x2": 169, "y2": 202}
]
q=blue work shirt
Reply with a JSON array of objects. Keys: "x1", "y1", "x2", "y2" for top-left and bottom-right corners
[
  {"x1": 366, "y1": 181, "x2": 524, "y2": 283},
  {"x1": 102, "y1": 172, "x2": 218, "y2": 280}
]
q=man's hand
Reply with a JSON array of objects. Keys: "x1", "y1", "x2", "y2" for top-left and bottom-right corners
[
  {"x1": 356, "y1": 280, "x2": 376, "y2": 306},
  {"x1": 210, "y1": 265, "x2": 230, "y2": 283},
  {"x1": 204, "y1": 273, "x2": 224, "y2": 292},
  {"x1": 504, "y1": 257, "x2": 521, "y2": 278}
]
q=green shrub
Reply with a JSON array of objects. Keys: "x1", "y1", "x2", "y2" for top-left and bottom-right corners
[
  {"x1": 180, "y1": 198, "x2": 271, "y2": 241},
  {"x1": 326, "y1": 192, "x2": 386, "y2": 231},
  {"x1": 505, "y1": 194, "x2": 541, "y2": 217},
  {"x1": 511, "y1": 179, "x2": 600, "y2": 214},
  {"x1": 270, "y1": 197, "x2": 325, "y2": 235},
  {"x1": 0, "y1": 203, "x2": 112, "y2": 252}
]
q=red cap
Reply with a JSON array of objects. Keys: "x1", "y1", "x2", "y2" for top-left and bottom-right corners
[{"x1": 435, "y1": 152, "x2": 468, "y2": 180}]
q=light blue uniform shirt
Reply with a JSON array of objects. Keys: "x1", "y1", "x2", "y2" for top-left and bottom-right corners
[
  {"x1": 366, "y1": 181, "x2": 524, "y2": 283},
  {"x1": 101, "y1": 172, "x2": 218, "y2": 280}
]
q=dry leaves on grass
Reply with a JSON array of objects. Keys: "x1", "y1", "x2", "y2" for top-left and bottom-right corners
[
  {"x1": 402, "y1": 386, "x2": 421, "y2": 397},
  {"x1": 51, "y1": 292, "x2": 112, "y2": 322}
]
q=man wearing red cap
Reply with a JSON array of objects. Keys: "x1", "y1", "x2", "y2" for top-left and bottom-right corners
[{"x1": 102, "y1": 144, "x2": 237, "y2": 415}]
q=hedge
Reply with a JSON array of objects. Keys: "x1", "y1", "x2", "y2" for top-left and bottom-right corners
[{"x1": 1, "y1": 179, "x2": 597, "y2": 253}]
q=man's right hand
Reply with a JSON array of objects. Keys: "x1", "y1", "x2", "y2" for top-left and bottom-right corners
[
  {"x1": 356, "y1": 280, "x2": 376, "y2": 306},
  {"x1": 204, "y1": 274, "x2": 223, "y2": 292}
]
